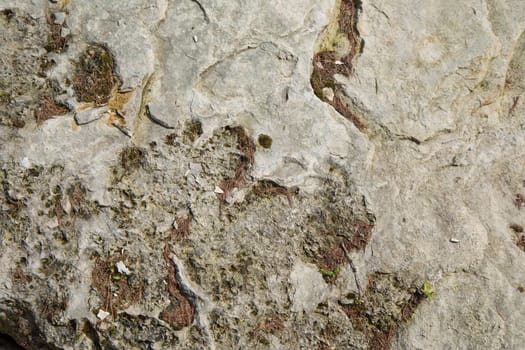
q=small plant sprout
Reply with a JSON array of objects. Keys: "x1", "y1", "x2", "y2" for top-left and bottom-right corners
[
  {"x1": 115, "y1": 261, "x2": 131, "y2": 275},
  {"x1": 320, "y1": 267, "x2": 341, "y2": 278},
  {"x1": 422, "y1": 282, "x2": 433, "y2": 299},
  {"x1": 108, "y1": 262, "x2": 130, "y2": 282}
]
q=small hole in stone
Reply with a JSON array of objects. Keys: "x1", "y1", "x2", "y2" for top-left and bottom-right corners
[{"x1": 258, "y1": 134, "x2": 273, "y2": 149}]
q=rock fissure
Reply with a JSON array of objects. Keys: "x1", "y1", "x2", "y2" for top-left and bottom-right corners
[{"x1": 310, "y1": 0, "x2": 366, "y2": 131}]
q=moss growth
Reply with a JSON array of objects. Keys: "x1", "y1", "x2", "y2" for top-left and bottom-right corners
[
  {"x1": 325, "y1": 79, "x2": 336, "y2": 90},
  {"x1": 100, "y1": 51, "x2": 112, "y2": 66},
  {"x1": 310, "y1": 71, "x2": 325, "y2": 99},
  {"x1": 318, "y1": 30, "x2": 351, "y2": 55},
  {"x1": 91, "y1": 255, "x2": 144, "y2": 314},
  {"x1": 216, "y1": 127, "x2": 256, "y2": 203},
  {"x1": 257, "y1": 134, "x2": 273, "y2": 149},
  {"x1": 183, "y1": 120, "x2": 203, "y2": 144},
  {"x1": 342, "y1": 274, "x2": 425, "y2": 350},
  {"x1": 0, "y1": 89, "x2": 9, "y2": 103},
  {"x1": 478, "y1": 80, "x2": 489, "y2": 90},
  {"x1": 165, "y1": 133, "x2": 177, "y2": 146},
  {"x1": 66, "y1": 182, "x2": 97, "y2": 219},
  {"x1": 314, "y1": 0, "x2": 343, "y2": 54},
  {"x1": 45, "y1": 17, "x2": 69, "y2": 53},
  {"x1": 71, "y1": 45, "x2": 117, "y2": 105},
  {"x1": 0, "y1": 10, "x2": 64, "y2": 128},
  {"x1": 35, "y1": 94, "x2": 69, "y2": 124},
  {"x1": 119, "y1": 146, "x2": 147, "y2": 171},
  {"x1": 251, "y1": 317, "x2": 284, "y2": 343}
]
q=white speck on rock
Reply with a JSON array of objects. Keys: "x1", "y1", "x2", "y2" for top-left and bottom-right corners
[
  {"x1": 19, "y1": 157, "x2": 31, "y2": 169},
  {"x1": 97, "y1": 309, "x2": 110, "y2": 320},
  {"x1": 115, "y1": 261, "x2": 131, "y2": 275},
  {"x1": 52, "y1": 12, "x2": 66, "y2": 25}
]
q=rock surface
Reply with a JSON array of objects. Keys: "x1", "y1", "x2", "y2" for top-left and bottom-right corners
[{"x1": 1, "y1": 0, "x2": 525, "y2": 349}]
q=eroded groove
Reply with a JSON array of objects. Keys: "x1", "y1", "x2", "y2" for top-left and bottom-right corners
[
  {"x1": 311, "y1": 0, "x2": 365, "y2": 130},
  {"x1": 162, "y1": 218, "x2": 216, "y2": 348},
  {"x1": 131, "y1": 72, "x2": 156, "y2": 139},
  {"x1": 160, "y1": 221, "x2": 195, "y2": 330}
]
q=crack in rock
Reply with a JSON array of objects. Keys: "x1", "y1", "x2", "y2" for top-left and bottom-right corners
[{"x1": 169, "y1": 253, "x2": 217, "y2": 350}]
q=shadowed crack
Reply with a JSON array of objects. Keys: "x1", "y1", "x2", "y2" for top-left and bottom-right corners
[
  {"x1": 169, "y1": 253, "x2": 217, "y2": 350},
  {"x1": 189, "y1": 0, "x2": 210, "y2": 23}
]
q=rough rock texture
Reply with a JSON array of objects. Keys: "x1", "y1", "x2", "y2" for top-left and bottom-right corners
[{"x1": 1, "y1": 0, "x2": 525, "y2": 349}]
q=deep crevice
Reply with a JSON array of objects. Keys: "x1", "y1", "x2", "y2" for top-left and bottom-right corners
[
  {"x1": 311, "y1": 0, "x2": 365, "y2": 130},
  {"x1": 0, "y1": 333, "x2": 26, "y2": 350}
]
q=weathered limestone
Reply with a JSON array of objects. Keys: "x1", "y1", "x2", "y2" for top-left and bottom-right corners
[{"x1": 1, "y1": 0, "x2": 525, "y2": 349}]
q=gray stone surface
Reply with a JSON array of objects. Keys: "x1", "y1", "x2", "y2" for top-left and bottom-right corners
[
  {"x1": 289, "y1": 261, "x2": 330, "y2": 313},
  {"x1": 1, "y1": 0, "x2": 525, "y2": 349},
  {"x1": 74, "y1": 106, "x2": 108, "y2": 125}
]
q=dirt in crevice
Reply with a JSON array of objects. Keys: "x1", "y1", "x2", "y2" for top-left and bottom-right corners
[
  {"x1": 252, "y1": 179, "x2": 293, "y2": 203},
  {"x1": 341, "y1": 274, "x2": 427, "y2": 350},
  {"x1": 216, "y1": 126, "x2": 256, "y2": 203},
  {"x1": 0, "y1": 9, "x2": 70, "y2": 128},
  {"x1": 91, "y1": 254, "x2": 144, "y2": 315},
  {"x1": 44, "y1": 11, "x2": 71, "y2": 54},
  {"x1": 311, "y1": 0, "x2": 365, "y2": 130},
  {"x1": 160, "y1": 219, "x2": 195, "y2": 330},
  {"x1": 318, "y1": 221, "x2": 373, "y2": 283}
]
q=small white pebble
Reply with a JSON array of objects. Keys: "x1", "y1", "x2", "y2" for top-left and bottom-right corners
[
  {"x1": 52, "y1": 12, "x2": 66, "y2": 25},
  {"x1": 214, "y1": 186, "x2": 224, "y2": 194},
  {"x1": 115, "y1": 261, "x2": 131, "y2": 275},
  {"x1": 97, "y1": 309, "x2": 110, "y2": 320},
  {"x1": 61, "y1": 27, "x2": 71, "y2": 38},
  {"x1": 335, "y1": 60, "x2": 344, "y2": 65},
  {"x1": 449, "y1": 238, "x2": 460, "y2": 243},
  {"x1": 19, "y1": 157, "x2": 31, "y2": 169},
  {"x1": 193, "y1": 35, "x2": 198, "y2": 43}
]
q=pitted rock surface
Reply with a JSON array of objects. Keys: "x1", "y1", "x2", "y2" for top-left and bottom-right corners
[{"x1": 1, "y1": 0, "x2": 525, "y2": 349}]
